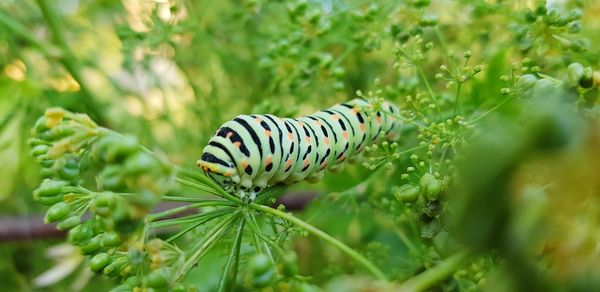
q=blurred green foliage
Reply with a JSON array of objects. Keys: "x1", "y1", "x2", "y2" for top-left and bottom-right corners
[{"x1": 1, "y1": 0, "x2": 600, "y2": 291}]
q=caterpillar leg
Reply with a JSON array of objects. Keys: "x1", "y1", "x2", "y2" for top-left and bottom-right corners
[{"x1": 237, "y1": 189, "x2": 257, "y2": 203}]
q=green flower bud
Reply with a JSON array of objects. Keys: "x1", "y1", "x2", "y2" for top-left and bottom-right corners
[
  {"x1": 90, "y1": 253, "x2": 111, "y2": 273},
  {"x1": 45, "y1": 202, "x2": 70, "y2": 223},
  {"x1": 57, "y1": 216, "x2": 81, "y2": 230},
  {"x1": 394, "y1": 184, "x2": 421, "y2": 202}
]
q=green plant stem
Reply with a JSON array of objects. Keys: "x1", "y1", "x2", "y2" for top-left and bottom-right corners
[
  {"x1": 176, "y1": 167, "x2": 242, "y2": 204},
  {"x1": 453, "y1": 82, "x2": 462, "y2": 115},
  {"x1": 249, "y1": 203, "x2": 387, "y2": 281},
  {"x1": 35, "y1": 0, "x2": 107, "y2": 124},
  {"x1": 152, "y1": 208, "x2": 233, "y2": 229},
  {"x1": 217, "y1": 219, "x2": 245, "y2": 292},
  {"x1": 0, "y1": 10, "x2": 61, "y2": 58},
  {"x1": 149, "y1": 200, "x2": 233, "y2": 221},
  {"x1": 176, "y1": 212, "x2": 241, "y2": 281},
  {"x1": 416, "y1": 66, "x2": 443, "y2": 118},
  {"x1": 469, "y1": 95, "x2": 516, "y2": 124},
  {"x1": 398, "y1": 251, "x2": 470, "y2": 292}
]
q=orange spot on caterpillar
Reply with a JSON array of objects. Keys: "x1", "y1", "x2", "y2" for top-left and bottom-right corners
[
  {"x1": 320, "y1": 162, "x2": 327, "y2": 169},
  {"x1": 342, "y1": 131, "x2": 349, "y2": 140},
  {"x1": 285, "y1": 159, "x2": 292, "y2": 167},
  {"x1": 303, "y1": 159, "x2": 309, "y2": 166},
  {"x1": 223, "y1": 172, "x2": 232, "y2": 177},
  {"x1": 226, "y1": 132, "x2": 233, "y2": 138},
  {"x1": 265, "y1": 130, "x2": 272, "y2": 137},
  {"x1": 338, "y1": 155, "x2": 345, "y2": 162},
  {"x1": 351, "y1": 108, "x2": 358, "y2": 114},
  {"x1": 376, "y1": 116, "x2": 382, "y2": 124},
  {"x1": 360, "y1": 123, "x2": 366, "y2": 131},
  {"x1": 305, "y1": 136, "x2": 311, "y2": 143},
  {"x1": 265, "y1": 156, "x2": 272, "y2": 164},
  {"x1": 331, "y1": 115, "x2": 340, "y2": 121},
  {"x1": 288, "y1": 132, "x2": 293, "y2": 139},
  {"x1": 314, "y1": 120, "x2": 322, "y2": 126},
  {"x1": 324, "y1": 137, "x2": 330, "y2": 145},
  {"x1": 255, "y1": 117, "x2": 262, "y2": 122}
]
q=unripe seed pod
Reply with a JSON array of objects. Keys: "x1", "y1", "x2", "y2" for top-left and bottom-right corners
[
  {"x1": 59, "y1": 165, "x2": 79, "y2": 181},
  {"x1": 566, "y1": 63, "x2": 584, "y2": 87},
  {"x1": 580, "y1": 67, "x2": 594, "y2": 88},
  {"x1": 101, "y1": 232, "x2": 121, "y2": 247},
  {"x1": 35, "y1": 194, "x2": 63, "y2": 206},
  {"x1": 249, "y1": 254, "x2": 273, "y2": 277},
  {"x1": 517, "y1": 74, "x2": 538, "y2": 93},
  {"x1": 394, "y1": 184, "x2": 421, "y2": 202},
  {"x1": 103, "y1": 258, "x2": 127, "y2": 277},
  {"x1": 252, "y1": 269, "x2": 276, "y2": 288},
  {"x1": 31, "y1": 145, "x2": 49, "y2": 157},
  {"x1": 281, "y1": 252, "x2": 299, "y2": 277},
  {"x1": 124, "y1": 276, "x2": 141, "y2": 288},
  {"x1": 532, "y1": 78, "x2": 558, "y2": 98},
  {"x1": 34, "y1": 179, "x2": 68, "y2": 198},
  {"x1": 33, "y1": 117, "x2": 49, "y2": 133},
  {"x1": 98, "y1": 165, "x2": 125, "y2": 190},
  {"x1": 123, "y1": 152, "x2": 161, "y2": 175},
  {"x1": 95, "y1": 192, "x2": 116, "y2": 208},
  {"x1": 57, "y1": 216, "x2": 81, "y2": 230},
  {"x1": 426, "y1": 179, "x2": 443, "y2": 200},
  {"x1": 80, "y1": 237, "x2": 103, "y2": 255},
  {"x1": 419, "y1": 173, "x2": 436, "y2": 190},
  {"x1": 45, "y1": 202, "x2": 70, "y2": 223},
  {"x1": 90, "y1": 253, "x2": 111, "y2": 273},
  {"x1": 145, "y1": 268, "x2": 170, "y2": 288}
]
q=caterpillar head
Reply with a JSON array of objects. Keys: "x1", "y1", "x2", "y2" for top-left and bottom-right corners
[{"x1": 197, "y1": 151, "x2": 238, "y2": 191}]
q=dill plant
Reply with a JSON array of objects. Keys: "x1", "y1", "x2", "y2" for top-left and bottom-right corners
[{"x1": 0, "y1": 0, "x2": 599, "y2": 291}]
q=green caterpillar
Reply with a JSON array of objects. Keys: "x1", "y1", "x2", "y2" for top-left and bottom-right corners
[{"x1": 197, "y1": 98, "x2": 401, "y2": 200}]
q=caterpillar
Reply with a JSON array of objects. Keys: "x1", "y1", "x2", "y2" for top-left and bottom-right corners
[{"x1": 197, "y1": 98, "x2": 402, "y2": 200}]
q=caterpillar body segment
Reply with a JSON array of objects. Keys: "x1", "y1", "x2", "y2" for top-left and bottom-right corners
[{"x1": 197, "y1": 98, "x2": 402, "y2": 199}]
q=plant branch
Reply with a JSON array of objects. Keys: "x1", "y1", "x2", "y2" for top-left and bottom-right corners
[
  {"x1": 217, "y1": 218, "x2": 245, "y2": 292},
  {"x1": 249, "y1": 203, "x2": 387, "y2": 281},
  {"x1": 398, "y1": 251, "x2": 470, "y2": 291},
  {"x1": 176, "y1": 212, "x2": 241, "y2": 281}
]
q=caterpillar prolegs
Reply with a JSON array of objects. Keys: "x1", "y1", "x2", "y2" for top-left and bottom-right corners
[{"x1": 197, "y1": 98, "x2": 402, "y2": 200}]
